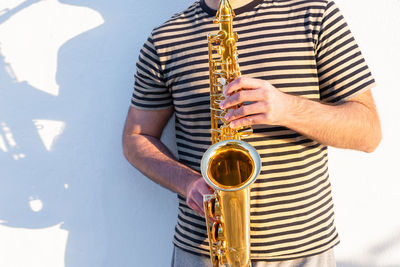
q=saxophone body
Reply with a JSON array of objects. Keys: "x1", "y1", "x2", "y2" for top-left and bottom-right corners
[{"x1": 201, "y1": 1, "x2": 261, "y2": 266}]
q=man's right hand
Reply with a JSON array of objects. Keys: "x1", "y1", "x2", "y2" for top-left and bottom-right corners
[
  {"x1": 123, "y1": 106, "x2": 216, "y2": 218},
  {"x1": 185, "y1": 177, "x2": 213, "y2": 217}
]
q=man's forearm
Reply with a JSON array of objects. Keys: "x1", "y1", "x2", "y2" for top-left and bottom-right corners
[
  {"x1": 221, "y1": 77, "x2": 381, "y2": 153},
  {"x1": 122, "y1": 133, "x2": 200, "y2": 197},
  {"x1": 283, "y1": 91, "x2": 382, "y2": 153}
]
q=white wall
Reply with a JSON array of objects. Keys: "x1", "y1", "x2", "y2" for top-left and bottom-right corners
[
  {"x1": 0, "y1": 1, "x2": 398, "y2": 267},
  {"x1": 327, "y1": 1, "x2": 400, "y2": 266}
]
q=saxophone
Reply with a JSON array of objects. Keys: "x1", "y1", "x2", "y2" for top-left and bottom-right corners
[{"x1": 200, "y1": 1, "x2": 261, "y2": 266}]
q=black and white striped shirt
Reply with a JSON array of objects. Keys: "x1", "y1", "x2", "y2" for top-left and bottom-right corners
[{"x1": 131, "y1": 0, "x2": 375, "y2": 260}]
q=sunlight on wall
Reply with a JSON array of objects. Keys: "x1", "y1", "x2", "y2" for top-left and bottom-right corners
[
  {"x1": 0, "y1": 223, "x2": 68, "y2": 267},
  {"x1": 0, "y1": 134, "x2": 8, "y2": 152},
  {"x1": 0, "y1": 0, "x2": 104, "y2": 95},
  {"x1": 29, "y1": 196, "x2": 44, "y2": 212},
  {"x1": 1, "y1": 122, "x2": 16, "y2": 148},
  {"x1": 0, "y1": 1, "x2": 26, "y2": 14},
  {"x1": 0, "y1": 2, "x2": 102, "y2": 263},
  {"x1": 0, "y1": 122, "x2": 26, "y2": 159},
  {"x1": 33, "y1": 119, "x2": 65, "y2": 151}
]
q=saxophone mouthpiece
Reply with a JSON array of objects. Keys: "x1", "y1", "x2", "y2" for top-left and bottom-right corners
[{"x1": 216, "y1": 0, "x2": 236, "y2": 21}]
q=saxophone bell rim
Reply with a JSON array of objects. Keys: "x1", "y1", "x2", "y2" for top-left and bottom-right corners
[{"x1": 201, "y1": 139, "x2": 261, "y2": 192}]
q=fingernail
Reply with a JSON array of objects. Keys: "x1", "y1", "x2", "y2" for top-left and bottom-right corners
[{"x1": 219, "y1": 101, "x2": 225, "y2": 109}]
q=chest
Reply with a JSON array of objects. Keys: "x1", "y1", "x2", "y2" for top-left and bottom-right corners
[{"x1": 158, "y1": 10, "x2": 321, "y2": 118}]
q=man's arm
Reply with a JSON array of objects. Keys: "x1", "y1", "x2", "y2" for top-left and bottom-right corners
[
  {"x1": 122, "y1": 106, "x2": 211, "y2": 216},
  {"x1": 220, "y1": 76, "x2": 382, "y2": 153}
]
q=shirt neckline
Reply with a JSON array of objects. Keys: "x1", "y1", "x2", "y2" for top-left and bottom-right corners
[{"x1": 200, "y1": 0, "x2": 264, "y2": 16}]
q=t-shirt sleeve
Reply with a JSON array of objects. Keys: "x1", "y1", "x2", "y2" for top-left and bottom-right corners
[
  {"x1": 131, "y1": 33, "x2": 173, "y2": 110},
  {"x1": 316, "y1": 0, "x2": 376, "y2": 104}
]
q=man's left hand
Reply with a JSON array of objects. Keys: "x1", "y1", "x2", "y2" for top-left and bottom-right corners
[{"x1": 219, "y1": 76, "x2": 293, "y2": 128}]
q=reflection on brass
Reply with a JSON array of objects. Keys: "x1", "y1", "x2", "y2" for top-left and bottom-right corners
[{"x1": 208, "y1": 144, "x2": 254, "y2": 189}]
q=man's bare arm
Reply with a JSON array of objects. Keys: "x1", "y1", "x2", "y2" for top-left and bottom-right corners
[
  {"x1": 220, "y1": 77, "x2": 382, "y2": 153},
  {"x1": 122, "y1": 106, "x2": 211, "y2": 215},
  {"x1": 282, "y1": 89, "x2": 381, "y2": 152}
]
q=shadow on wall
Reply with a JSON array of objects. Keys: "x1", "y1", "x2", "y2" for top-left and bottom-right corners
[
  {"x1": 335, "y1": 228, "x2": 400, "y2": 267},
  {"x1": 0, "y1": 0, "x2": 185, "y2": 266}
]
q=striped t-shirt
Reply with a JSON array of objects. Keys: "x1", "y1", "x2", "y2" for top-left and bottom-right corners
[{"x1": 131, "y1": 0, "x2": 375, "y2": 261}]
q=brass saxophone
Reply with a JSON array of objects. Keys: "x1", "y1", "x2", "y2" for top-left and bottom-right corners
[{"x1": 200, "y1": 1, "x2": 261, "y2": 266}]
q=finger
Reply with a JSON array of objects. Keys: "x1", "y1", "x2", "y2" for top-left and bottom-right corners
[
  {"x1": 220, "y1": 88, "x2": 265, "y2": 109},
  {"x1": 225, "y1": 102, "x2": 266, "y2": 122},
  {"x1": 193, "y1": 203, "x2": 205, "y2": 217},
  {"x1": 223, "y1": 76, "x2": 273, "y2": 96},
  {"x1": 198, "y1": 189, "x2": 216, "y2": 218},
  {"x1": 195, "y1": 179, "x2": 214, "y2": 194},
  {"x1": 229, "y1": 114, "x2": 266, "y2": 129},
  {"x1": 187, "y1": 196, "x2": 205, "y2": 217},
  {"x1": 194, "y1": 187, "x2": 213, "y2": 215}
]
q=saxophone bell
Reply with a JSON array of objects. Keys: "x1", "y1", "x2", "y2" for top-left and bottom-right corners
[
  {"x1": 201, "y1": 140, "x2": 260, "y2": 192},
  {"x1": 201, "y1": 140, "x2": 261, "y2": 267}
]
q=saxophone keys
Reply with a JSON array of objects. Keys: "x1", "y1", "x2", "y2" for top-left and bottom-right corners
[
  {"x1": 211, "y1": 221, "x2": 225, "y2": 243},
  {"x1": 217, "y1": 248, "x2": 227, "y2": 266},
  {"x1": 213, "y1": 98, "x2": 225, "y2": 105},
  {"x1": 213, "y1": 71, "x2": 227, "y2": 76},
  {"x1": 210, "y1": 107, "x2": 224, "y2": 112},
  {"x1": 219, "y1": 77, "x2": 227, "y2": 86},
  {"x1": 218, "y1": 46, "x2": 225, "y2": 56}
]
